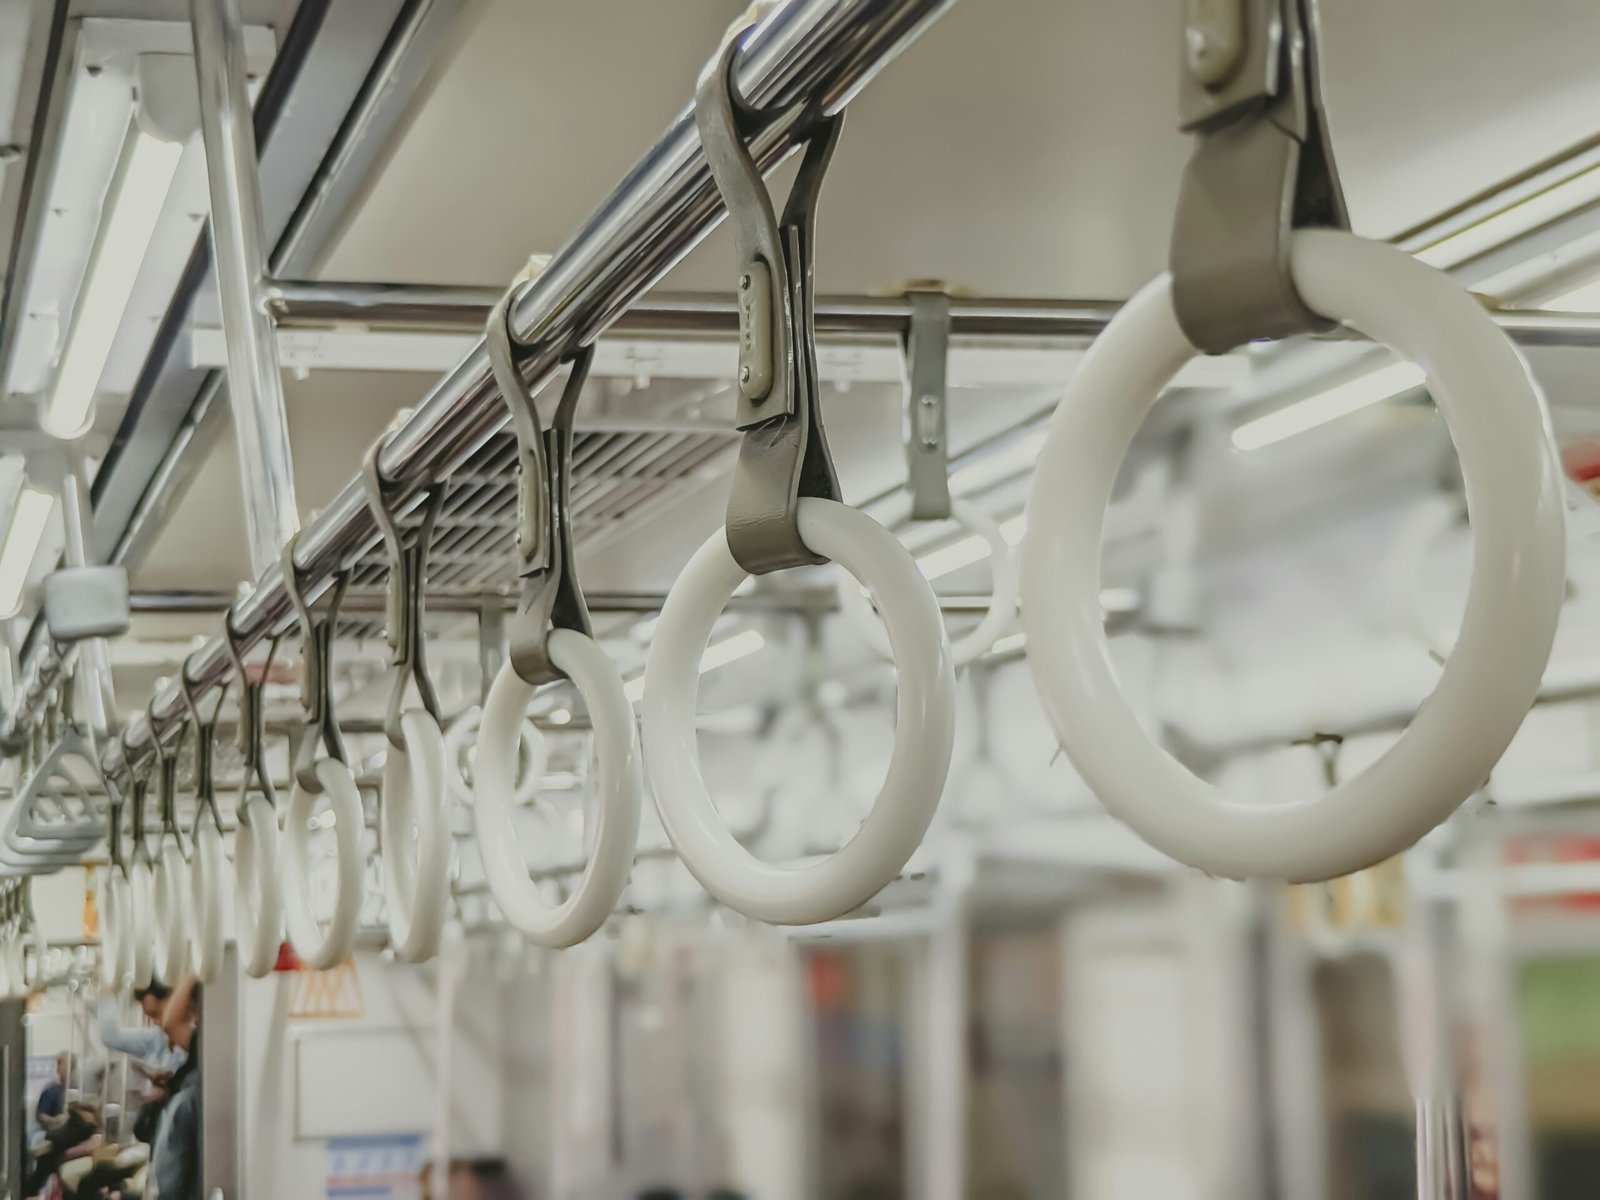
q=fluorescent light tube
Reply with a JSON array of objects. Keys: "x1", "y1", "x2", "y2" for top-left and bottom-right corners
[
  {"x1": 0, "y1": 487, "x2": 55, "y2": 617},
  {"x1": 624, "y1": 629, "x2": 766, "y2": 702},
  {"x1": 909, "y1": 512, "x2": 1026, "y2": 584},
  {"x1": 1230, "y1": 360, "x2": 1425, "y2": 451},
  {"x1": 42, "y1": 130, "x2": 182, "y2": 439},
  {"x1": 1414, "y1": 164, "x2": 1600, "y2": 270}
]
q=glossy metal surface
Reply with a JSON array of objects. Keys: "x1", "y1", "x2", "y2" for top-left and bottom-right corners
[
  {"x1": 91, "y1": 0, "x2": 960, "y2": 781},
  {"x1": 190, "y1": 0, "x2": 300, "y2": 577}
]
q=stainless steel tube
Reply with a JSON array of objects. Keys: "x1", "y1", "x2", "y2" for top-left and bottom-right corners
[
  {"x1": 263, "y1": 279, "x2": 1128, "y2": 338},
  {"x1": 265, "y1": 277, "x2": 1600, "y2": 347},
  {"x1": 190, "y1": 0, "x2": 301, "y2": 578},
  {"x1": 88, "y1": 0, "x2": 959, "y2": 777}
]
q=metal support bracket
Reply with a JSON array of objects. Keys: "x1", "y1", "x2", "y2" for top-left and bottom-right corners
[
  {"x1": 486, "y1": 294, "x2": 597, "y2": 686},
  {"x1": 697, "y1": 32, "x2": 844, "y2": 575},
  {"x1": 904, "y1": 291, "x2": 953, "y2": 522},
  {"x1": 283, "y1": 533, "x2": 349, "y2": 791},
  {"x1": 363, "y1": 442, "x2": 446, "y2": 746},
  {"x1": 1170, "y1": 0, "x2": 1349, "y2": 353}
]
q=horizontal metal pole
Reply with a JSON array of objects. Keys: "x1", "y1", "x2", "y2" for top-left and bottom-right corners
[
  {"x1": 264, "y1": 278, "x2": 1127, "y2": 339},
  {"x1": 126, "y1": 587, "x2": 1009, "y2": 616},
  {"x1": 62, "y1": 0, "x2": 960, "y2": 777},
  {"x1": 266, "y1": 276, "x2": 1600, "y2": 348}
]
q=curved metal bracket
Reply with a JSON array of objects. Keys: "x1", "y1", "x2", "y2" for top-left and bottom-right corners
[
  {"x1": 484, "y1": 317, "x2": 597, "y2": 687},
  {"x1": 283, "y1": 531, "x2": 350, "y2": 791},
  {"x1": 362, "y1": 440, "x2": 446, "y2": 744},
  {"x1": 696, "y1": 31, "x2": 844, "y2": 575}
]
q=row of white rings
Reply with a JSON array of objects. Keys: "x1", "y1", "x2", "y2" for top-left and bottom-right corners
[
  {"x1": 509, "y1": 232, "x2": 1561, "y2": 925},
  {"x1": 108, "y1": 230, "x2": 1572, "y2": 978}
]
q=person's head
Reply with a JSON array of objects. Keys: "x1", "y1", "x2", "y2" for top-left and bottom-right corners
[
  {"x1": 133, "y1": 982, "x2": 170, "y2": 1022},
  {"x1": 54, "y1": 1052, "x2": 67, "y2": 1084}
]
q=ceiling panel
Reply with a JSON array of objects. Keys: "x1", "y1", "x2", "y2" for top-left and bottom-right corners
[{"x1": 319, "y1": 0, "x2": 1600, "y2": 301}]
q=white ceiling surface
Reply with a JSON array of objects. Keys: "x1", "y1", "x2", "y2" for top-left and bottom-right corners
[{"x1": 136, "y1": 0, "x2": 1600, "y2": 596}]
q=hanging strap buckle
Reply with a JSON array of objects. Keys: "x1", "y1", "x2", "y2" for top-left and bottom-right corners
[
  {"x1": 486, "y1": 292, "x2": 597, "y2": 687},
  {"x1": 362, "y1": 442, "x2": 447, "y2": 745},
  {"x1": 179, "y1": 651, "x2": 229, "y2": 836},
  {"x1": 225, "y1": 606, "x2": 281, "y2": 814},
  {"x1": 283, "y1": 532, "x2": 350, "y2": 791},
  {"x1": 697, "y1": 32, "x2": 844, "y2": 575},
  {"x1": 1170, "y1": 0, "x2": 1349, "y2": 353}
]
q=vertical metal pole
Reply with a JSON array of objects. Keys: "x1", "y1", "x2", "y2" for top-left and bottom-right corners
[
  {"x1": 201, "y1": 946, "x2": 242, "y2": 1199},
  {"x1": 189, "y1": 0, "x2": 300, "y2": 579},
  {"x1": 52, "y1": 452, "x2": 116, "y2": 745}
]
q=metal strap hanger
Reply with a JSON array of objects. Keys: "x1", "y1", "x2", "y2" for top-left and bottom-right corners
[
  {"x1": 224, "y1": 612, "x2": 281, "y2": 811},
  {"x1": 179, "y1": 655, "x2": 230, "y2": 837},
  {"x1": 1171, "y1": 0, "x2": 1349, "y2": 352},
  {"x1": 696, "y1": 31, "x2": 845, "y2": 575},
  {"x1": 485, "y1": 303, "x2": 598, "y2": 687},
  {"x1": 148, "y1": 697, "x2": 184, "y2": 857},
  {"x1": 281, "y1": 532, "x2": 351, "y2": 791},
  {"x1": 362, "y1": 444, "x2": 447, "y2": 740}
]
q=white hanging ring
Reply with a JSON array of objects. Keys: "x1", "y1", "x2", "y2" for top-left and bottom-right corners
[
  {"x1": 1020, "y1": 229, "x2": 1566, "y2": 881},
  {"x1": 127, "y1": 856, "x2": 155, "y2": 989},
  {"x1": 281, "y1": 757, "x2": 365, "y2": 970},
  {"x1": 98, "y1": 870, "x2": 131, "y2": 991},
  {"x1": 152, "y1": 840, "x2": 190, "y2": 985},
  {"x1": 189, "y1": 818, "x2": 227, "y2": 983},
  {"x1": 381, "y1": 709, "x2": 451, "y2": 962},
  {"x1": 444, "y1": 706, "x2": 541, "y2": 809},
  {"x1": 643, "y1": 498, "x2": 957, "y2": 924},
  {"x1": 475, "y1": 629, "x2": 642, "y2": 947},
  {"x1": 233, "y1": 795, "x2": 283, "y2": 978},
  {"x1": 835, "y1": 496, "x2": 1018, "y2": 666}
]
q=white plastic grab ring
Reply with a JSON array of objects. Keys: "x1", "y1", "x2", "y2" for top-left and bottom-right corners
[
  {"x1": 1020, "y1": 229, "x2": 1566, "y2": 882},
  {"x1": 643, "y1": 498, "x2": 957, "y2": 924},
  {"x1": 281, "y1": 757, "x2": 366, "y2": 970},
  {"x1": 152, "y1": 841, "x2": 191, "y2": 985},
  {"x1": 836, "y1": 496, "x2": 1018, "y2": 667},
  {"x1": 98, "y1": 871, "x2": 132, "y2": 991},
  {"x1": 475, "y1": 629, "x2": 642, "y2": 947},
  {"x1": 127, "y1": 857, "x2": 156, "y2": 989},
  {"x1": 188, "y1": 820, "x2": 227, "y2": 983},
  {"x1": 233, "y1": 794, "x2": 284, "y2": 979},
  {"x1": 381, "y1": 709, "x2": 451, "y2": 962},
  {"x1": 444, "y1": 706, "x2": 542, "y2": 810}
]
